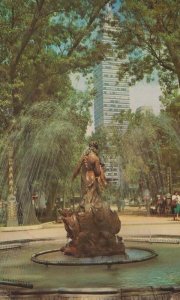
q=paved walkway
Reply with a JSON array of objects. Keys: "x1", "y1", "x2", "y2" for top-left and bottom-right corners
[
  {"x1": 0, "y1": 215, "x2": 179, "y2": 243},
  {"x1": 121, "y1": 215, "x2": 180, "y2": 237}
]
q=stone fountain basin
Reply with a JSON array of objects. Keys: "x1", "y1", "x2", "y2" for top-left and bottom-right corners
[
  {"x1": 0, "y1": 240, "x2": 180, "y2": 290},
  {"x1": 31, "y1": 246, "x2": 157, "y2": 266}
]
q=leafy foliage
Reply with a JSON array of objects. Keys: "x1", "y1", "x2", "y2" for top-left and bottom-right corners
[
  {"x1": 110, "y1": 110, "x2": 180, "y2": 197},
  {"x1": 0, "y1": 87, "x2": 91, "y2": 223},
  {"x1": 112, "y1": 0, "x2": 180, "y2": 93},
  {"x1": 0, "y1": 0, "x2": 113, "y2": 131},
  {"x1": 0, "y1": 0, "x2": 115, "y2": 223}
]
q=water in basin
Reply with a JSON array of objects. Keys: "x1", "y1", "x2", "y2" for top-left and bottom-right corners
[{"x1": 0, "y1": 241, "x2": 179, "y2": 289}]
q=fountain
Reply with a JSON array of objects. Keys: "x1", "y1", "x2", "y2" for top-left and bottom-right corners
[
  {"x1": 31, "y1": 142, "x2": 157, "y2": 268},
  {"x1": 0, "y1": 139, "x2": 179, "y2": 299},
  {"x1": 1, "y1": 238, "x2": 179, "y2": 299}
]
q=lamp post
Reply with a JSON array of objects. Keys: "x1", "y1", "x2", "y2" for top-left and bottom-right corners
[
  {"x1": 6, "y1": 147, "x2": 18, "y2": 226},
  {"x1": 167, "y1": 166, "x2": 172, "y2": 194}
]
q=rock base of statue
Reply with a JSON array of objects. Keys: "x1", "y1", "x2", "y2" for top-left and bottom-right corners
[{"x1": 60, "y1": 204, "x2": 125, "y2": 258}]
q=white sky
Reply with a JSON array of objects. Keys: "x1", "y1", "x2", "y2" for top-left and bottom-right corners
[{"x1": 129, "y1": 79, "x2": 162, "y2": 114}]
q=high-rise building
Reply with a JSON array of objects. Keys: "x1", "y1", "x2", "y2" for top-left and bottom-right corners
[
  {"x1": 93, "y1": 17, "x2": 130, "y2": 184},
  {"x1": 94, "y1": 23, "x2": 130, "y2": 131}
]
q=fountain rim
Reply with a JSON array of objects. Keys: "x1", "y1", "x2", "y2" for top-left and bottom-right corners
[{"x1": 31, "y1": 246, "x2": 158, "y2": 266}]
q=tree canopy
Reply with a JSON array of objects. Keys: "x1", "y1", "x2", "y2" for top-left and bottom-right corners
[
  {"x1": 0, "y1": 0, "x2": 116, "y2": 224},
  {"x1": 0, "y1": 0, "x2": 113, "y2": 131},
  {"x1": 110, "y1": 109, "x2": 180, "y2": 197},
  {"x1": 113, "y1": 0, "x2": 180, "y2": 92}
]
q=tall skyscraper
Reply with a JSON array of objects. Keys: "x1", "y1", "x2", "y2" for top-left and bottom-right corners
[
  {"x1": 93, "y1": 17, "x2": 130, "y2": 184},
  {"x1": 94, "y1": 23, "x2": 130, "y2": 131}
]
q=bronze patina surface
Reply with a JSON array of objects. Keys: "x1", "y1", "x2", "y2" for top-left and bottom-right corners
[{"x1": 60, "y1": 141, "x2": 125, "y2": 257}]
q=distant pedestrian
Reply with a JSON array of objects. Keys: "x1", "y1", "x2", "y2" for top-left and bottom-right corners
[
  {"x1": 156, "y1": 194, "x2": 164, "y2": 216},
  {"x1": 173, "y1": 192, "x2": 180, "y2": 221},
  {"x1": 166, "y1": 193, "x2": 172, "y2": 214},
  {"x1": 171, "y1": 192, "x2": 179, "y2": 221}
]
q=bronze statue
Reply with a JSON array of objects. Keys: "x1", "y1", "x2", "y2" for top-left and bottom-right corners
[
  {"x1": 72, "y1": 141, "x2": 106, "y2": 210},
  {"x1": 60, "y1": 141, "x2": 125, "y2": 257}
]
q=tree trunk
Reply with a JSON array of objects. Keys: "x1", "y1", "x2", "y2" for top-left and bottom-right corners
[{"x1": 16, "y1": 182, "x2": 39, "y2": 225}]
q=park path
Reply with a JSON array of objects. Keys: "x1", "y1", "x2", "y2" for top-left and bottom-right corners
[{"x1": 0, "y1": 215, "x2": 179, "y2": 243}]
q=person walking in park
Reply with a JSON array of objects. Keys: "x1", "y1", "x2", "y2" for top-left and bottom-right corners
[{"x1": 173, "y1": 192, "x2": 180, "y2": 221}]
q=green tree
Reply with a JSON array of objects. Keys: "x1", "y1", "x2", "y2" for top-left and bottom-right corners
[
  {"x1": 0, "y1": 0, "x2": 115, "y2": 224},
  {"x1": 0, "y1": 0, "x2": 112, "y2": 132},
  {"x1": 113, "y1": 0, "x2": 180, "y2": 90},
  {"x1": 0, "y1": 87, "x2": 91, "y2": 224},
  {"x1": 111, "y1": 110, "x2": 180, "y2": 198}
]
